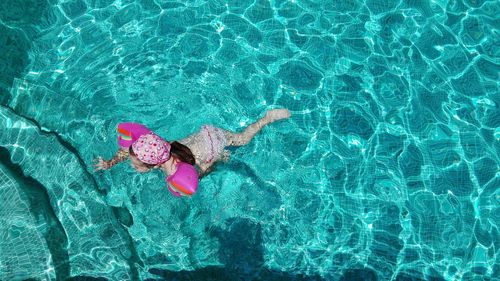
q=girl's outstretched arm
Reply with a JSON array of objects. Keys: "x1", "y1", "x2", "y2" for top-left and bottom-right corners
[{"x1": 94, "y1": 148, "x2": 129, "y2": 171}]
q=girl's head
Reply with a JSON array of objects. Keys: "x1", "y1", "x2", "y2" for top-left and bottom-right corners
[
  {"x1": 129, "y1": 140, "x2": 195, "y2": 172},
  {"x1": 129, "y1": 146, "x2": 156, "y2": 172}
]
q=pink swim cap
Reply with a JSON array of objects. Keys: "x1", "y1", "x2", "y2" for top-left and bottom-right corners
[
  {"x1": 131, "y1": 133, "x2": 171, "y2": 165},
  {"x1": 166, "y1": 162, "x2": 199, "y2": 197}
]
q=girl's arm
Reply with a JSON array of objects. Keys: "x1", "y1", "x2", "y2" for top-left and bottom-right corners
[
  {"x1": 94, "y1": 148, "x2": 129, "y2": 171},
  {"x1": 107, "y1": 148, "x2": 129, "y2": 167}
]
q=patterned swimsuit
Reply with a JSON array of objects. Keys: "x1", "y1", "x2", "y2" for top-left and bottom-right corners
[{"x1": 179, "y1": 125, "x2": 228, "y2": 166}]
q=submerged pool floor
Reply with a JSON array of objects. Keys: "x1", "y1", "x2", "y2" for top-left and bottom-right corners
[{"x1": 0, "y1": 0, "x2": 499, "y2": 280}]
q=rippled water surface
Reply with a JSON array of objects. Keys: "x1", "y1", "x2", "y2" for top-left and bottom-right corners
[{"x1": 1, "y1": 0, "x2": 499, "y2": 280}]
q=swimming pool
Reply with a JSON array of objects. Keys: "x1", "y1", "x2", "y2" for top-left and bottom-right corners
[{"x1": 0, "y1": 0, "x2": 499, "y2": 280}]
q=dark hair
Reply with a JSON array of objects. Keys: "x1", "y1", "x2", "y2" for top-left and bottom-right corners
[
  {"x1": 170, "y1": 141, "x2": 196, "y2": 165},
  {"x1": 129, "y1": 141, "x2": 195, "y2": 167}
]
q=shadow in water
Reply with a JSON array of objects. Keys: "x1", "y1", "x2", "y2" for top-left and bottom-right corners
[{"x1": 147, "y1": 217, "x2": 325, "y2": 281}]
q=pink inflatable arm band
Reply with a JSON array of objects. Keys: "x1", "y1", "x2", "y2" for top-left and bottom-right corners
[
  {"x1": 166, "y1": 162, "x2": 199, "y2": 197},
  {"x1": 117, "y1": 122, "x2": 152, "y2": 148}
]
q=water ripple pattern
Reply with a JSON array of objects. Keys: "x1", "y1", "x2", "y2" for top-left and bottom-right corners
[{"x1": 0, "y1": 0, "x2": 499, "y2": 280}]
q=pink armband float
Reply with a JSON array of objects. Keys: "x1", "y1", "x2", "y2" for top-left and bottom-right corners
[
  {"x1": 166, "y1": 162, "x2": 199, "y2": 197},
  {"x1": 117, "y1": 122, "x2": 152, "y2": 148}
]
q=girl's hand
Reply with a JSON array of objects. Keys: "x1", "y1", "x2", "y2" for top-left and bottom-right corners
[{"x1": 94, "y1": 157, "x2": 110, "y2": 171}]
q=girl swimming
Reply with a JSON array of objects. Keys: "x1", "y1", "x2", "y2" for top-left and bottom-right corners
[{"x1": 94, "y1": 108, "x2": 291, "y2": 196}]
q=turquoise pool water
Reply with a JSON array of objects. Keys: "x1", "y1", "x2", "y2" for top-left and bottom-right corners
[{"x1": 1, "y1": 0, "x2": 499, "y2": 280}]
